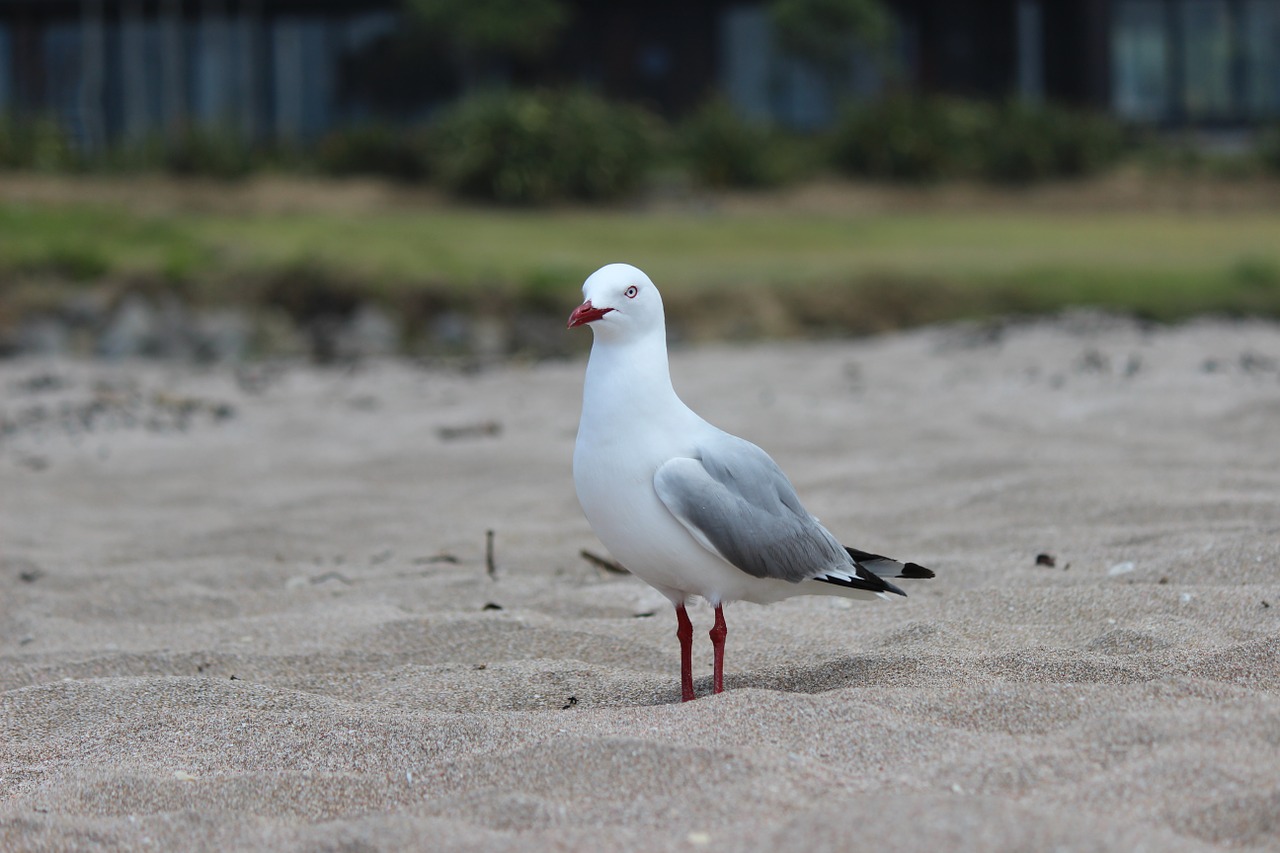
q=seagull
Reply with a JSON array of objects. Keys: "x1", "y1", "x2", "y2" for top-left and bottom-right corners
[{"x1": 569, "y1": 263, "x2": 935, "y2": 702}]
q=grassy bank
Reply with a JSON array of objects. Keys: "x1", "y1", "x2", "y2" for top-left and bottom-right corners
[{"x1": 3, "y1": 177, "x2": 1280, "y2": 346}]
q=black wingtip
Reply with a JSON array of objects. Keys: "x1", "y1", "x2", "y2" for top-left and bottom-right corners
[
  {"x1": 844, "y1": 547, "x2": 937, "y2": 581},
  {"x1": 844, "y1": 546, "x2": 885, "y2": 564},
  {"x1": 815, "y1": 572, "x2": 908, "y2": 597},
  {"x1": 880, "y1": 578, "x2": 909, "y2": 597},
  {"x1": 900, "y1": 562, "x2": 936, "y2": 580}
]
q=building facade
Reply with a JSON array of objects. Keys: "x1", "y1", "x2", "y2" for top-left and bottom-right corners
[{"x1": 0, "y1": 0, "x2": 1277, "y2": 151}]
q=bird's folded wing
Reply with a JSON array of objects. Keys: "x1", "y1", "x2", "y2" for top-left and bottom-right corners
[{"x1": 653, "y1": 437, "x2": 851, "y2": 584}]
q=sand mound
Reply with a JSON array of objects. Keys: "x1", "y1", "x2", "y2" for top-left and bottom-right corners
[{"x1": 3, "y1": 315, "x2": 1279, "y2": 850}]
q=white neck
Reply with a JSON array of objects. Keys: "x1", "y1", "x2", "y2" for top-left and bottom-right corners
[{"x1": 580, "y1": 326, "x2": 692, "y2": 435}]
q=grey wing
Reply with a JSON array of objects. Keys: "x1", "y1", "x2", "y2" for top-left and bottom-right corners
[{"x1": 653, "y1": 435, "x2": 852, "y2": 584}]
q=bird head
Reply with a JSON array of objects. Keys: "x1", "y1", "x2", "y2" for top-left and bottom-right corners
[{"x1": 567, "y1": 264, "x2": 665, "y2": 340}]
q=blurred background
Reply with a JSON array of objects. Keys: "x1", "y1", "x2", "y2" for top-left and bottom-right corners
[{"x1": 1, "y1": 0, "x2": 1279, "y2": 361}]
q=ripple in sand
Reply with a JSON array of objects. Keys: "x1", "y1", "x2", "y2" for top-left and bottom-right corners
[{"x1": 1087, "y1": 628, "x2": 1172, "y2": 655}]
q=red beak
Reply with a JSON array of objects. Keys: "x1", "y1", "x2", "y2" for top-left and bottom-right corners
[{"x1": 567, "y1": 300, "x2": 613, "y2": 329}]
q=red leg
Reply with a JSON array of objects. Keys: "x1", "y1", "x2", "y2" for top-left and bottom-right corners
[
  {"x1": 710, "y1": 604, "x2": 727, "y2": 694},
  {"x1": 676, "y1": 603, "x2": 696, "y2": 702}
]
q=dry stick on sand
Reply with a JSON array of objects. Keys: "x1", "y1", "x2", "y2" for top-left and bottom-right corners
[
  {"x1": 579, "y1": 549, "x2": 629, "y2": 575},
  {"x1": 485, "y1": 530, "x2": 496, "y2": 579}
]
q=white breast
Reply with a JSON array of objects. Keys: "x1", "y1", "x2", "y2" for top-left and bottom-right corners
[{"x1": 573, "y1": 422, "x2": 795, "y2": 606}]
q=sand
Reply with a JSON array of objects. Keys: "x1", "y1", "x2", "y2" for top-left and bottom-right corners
[{"x1": 2, "y1": 315, "x2": 1279, "y2": 852}]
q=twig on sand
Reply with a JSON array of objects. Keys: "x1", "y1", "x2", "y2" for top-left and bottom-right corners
[
  {"x1": 437, "y1": 421, "x2": 502, "y2": 441},
  {"x1": 486, "y1": 529, "x2": 496, "y2": 579},
  {"x1": 579, "y1": 549, "x2": 628, "y2": 575}
]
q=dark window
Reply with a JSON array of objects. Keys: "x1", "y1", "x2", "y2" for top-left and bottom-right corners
[{"x1": 1112, "y1": 0, "x2": 1280, "y2": 124}]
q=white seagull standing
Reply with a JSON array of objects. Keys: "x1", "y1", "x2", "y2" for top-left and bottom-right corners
[{"x1": 569, "y1": 263, "x2": 935, "y2": 702}]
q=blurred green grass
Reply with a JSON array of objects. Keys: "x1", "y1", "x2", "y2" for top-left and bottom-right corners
[{"x1": 3, "y1": 198, "x2": 1279, "y2": 332}]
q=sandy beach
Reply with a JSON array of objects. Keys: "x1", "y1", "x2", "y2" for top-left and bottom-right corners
[{"x1": 2, "y1": 314, "x2": 1279, "y2": 851}]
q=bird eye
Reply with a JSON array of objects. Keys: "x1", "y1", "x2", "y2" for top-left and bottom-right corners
[{"x1": 624, "y1": 286, "x2": 638, "y2": 298}]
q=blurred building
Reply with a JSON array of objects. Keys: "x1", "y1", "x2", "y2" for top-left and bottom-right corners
[
  {"x1": 731, "y1": 0, "x2": 1280, "y2": 128},
  {"x1": 0, "y1": 0, "x2": 1278, "y2": 149},
  {"x1": 0, "y1": 0, "x2": 402, "y2": 151}
]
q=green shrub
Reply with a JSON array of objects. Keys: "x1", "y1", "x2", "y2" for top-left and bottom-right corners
[
  {"x1": 680, "y1": 99, "x2": 807, "y2": 189},
  {"x1": 1135, "y1": 133, "x2": 1217, "y2": 175},
  {"x1": 96, "y1": 135, "x2": 165, "y2": 173},
  {"x1": 1051, "y1": 109, "x2": 1126, "y2": 177},
  {"x1": 978, "y1": 100, "x2": 1125, "y2": 183},
  {"x1": 429, "y1": 88, "x2": 663, "y2": 204},
  {"x1": 1137, "y1": 132, "x2": 1261, "y2": 180},
  {"x1": 314, "y1": 123, "x2": 429, "y2": 181},
  {"x1": 829, "y1": 95, "x2": 988, "y2": 181},
  {"x1": 163, "y1": 125, "x2": 256, "y2": 180},
  {"x1": 0, "y1": 114, "x2": 79, "y2": 172},
  {"x1": 1230, "y1": 255, "x2": 1280, "y2": 289},
  {"x1": 976, "y1": 100, "x2": 1059, "y2": 182},
  {"x1": 41, "y1": 243, "x2": 111, "y2": 280},
  {"x1": 830, "y1": 96, "x2": 1126, "y2": 183},
  {"x1": 1257, "y1": 125, "x2": 1280, "y2": 174}
]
